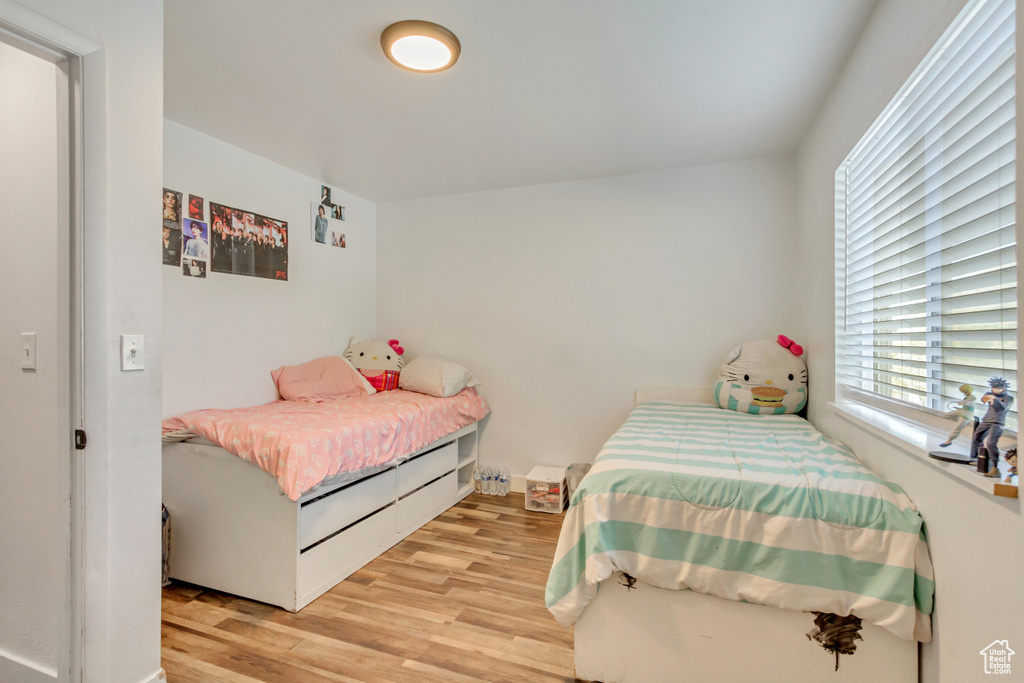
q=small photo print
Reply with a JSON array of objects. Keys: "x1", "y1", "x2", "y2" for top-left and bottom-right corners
[
  {"x1": 162, "y1": 224, "x2": 182, "y2": 266},
  {"x1": 320, "y1": 185, "x2": 332, "y2": 206},
  {"x1": 163, "y1": 188, "x2": 182, "y2": 225},
  {"x1": 331, "y1": 232, "x2": 346, "y2": 248},
  {"x1": 182, "y1": 219, "x2": 210, "y2": 260},
  {"x1": 312, "y1": 202, "x2": 328, "y2": 244},
  {"x1": 332, "y1": 204, "x2": 345, "y2": 221},
  {"x1": 188, "y1": 194, "x2": 205, "y2": 220},
  {"x1": 182, "y1": 258, "x2": 207, "y2": 278}
]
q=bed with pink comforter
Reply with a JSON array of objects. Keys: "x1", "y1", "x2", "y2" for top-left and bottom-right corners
[{"x1": 162, "y1": 388, "x2": 490, "y2": 501}]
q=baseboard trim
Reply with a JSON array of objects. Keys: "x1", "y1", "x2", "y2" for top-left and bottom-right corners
[
  {"x1": 139, "y1": 667, "x2": 166, "y2": 683},
  {"x1": 0, "y1": 646, "x2": 57, "y2": 682}
]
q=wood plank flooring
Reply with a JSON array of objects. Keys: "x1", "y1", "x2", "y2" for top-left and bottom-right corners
[{"x1": 161, "y1": 493, "x2": 576, "y2": 682}]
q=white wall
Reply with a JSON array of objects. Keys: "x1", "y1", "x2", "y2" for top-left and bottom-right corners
[
  {"x1": 795, "y1": 1, "x2": 1023, "y2": 681},
  {"x1": 378, "y1": 157, "x2": 799, "y2": 476},
  {"x1": 162, "y1": 120, "x2": 377, "y2": 416},
  {"x1": 0, "y1": 38, "x2": 61, "y2": 679},
  {"x1": 0, "y1": 1, "x2": 165, "y2": 682}
]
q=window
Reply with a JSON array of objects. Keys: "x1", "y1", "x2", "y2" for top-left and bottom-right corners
[{"x1": 835, "y1": 0, "x2": 1017, "y2": 429}]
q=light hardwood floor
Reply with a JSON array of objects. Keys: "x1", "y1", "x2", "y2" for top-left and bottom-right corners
[{"x1": 161, "y1": 492, "x2": 576, "y2": 682}]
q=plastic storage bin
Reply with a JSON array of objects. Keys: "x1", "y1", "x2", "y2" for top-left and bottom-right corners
[{"x1": 525, "y1": 466, "x2": 568, "y2": 513}]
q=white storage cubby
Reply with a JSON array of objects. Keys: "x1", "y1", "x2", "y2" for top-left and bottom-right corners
[
  {"x1": 525, "y1": 465, "x2": 567, "y2": 513},
  {"x1": 456, "y1": 427, "x2": 478, "y2": 498}
]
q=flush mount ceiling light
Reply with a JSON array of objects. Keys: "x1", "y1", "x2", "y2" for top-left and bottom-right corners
[{"x1": 381, "y1": 20, "x2": 461, "y2": 73}]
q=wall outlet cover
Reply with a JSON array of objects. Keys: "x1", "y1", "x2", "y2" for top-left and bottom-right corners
[{"x1": 120, "y1": 334, "x2": 144, "y2": 371}]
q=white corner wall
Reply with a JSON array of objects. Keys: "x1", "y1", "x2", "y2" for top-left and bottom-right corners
[
  {"x1": 378, "y1": 157, "x2": 799, "y2": 477},
  {"x1": 796, "y1": 1, "x2": 1023, "y2": 681},
  {"x1": 0, "y1": 1, "x2": 165, "y2": 682},
  {"x1": 162, "y1": 120, "x2": 377, "y2": 416}
]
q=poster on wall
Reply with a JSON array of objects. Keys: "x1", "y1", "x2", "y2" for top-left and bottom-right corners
[
  {"x1": 209, "y1": 202, "x2": 288, "y2": 280},
  {"x1": 188, "y1": 194, "x2": 205, "y2": 220},
  {"x1": 182, "y1": 258, "x2": 207, "y2": 278},
  {"x1": 182, "y1": 219, "x2": 209, "y2": 260},
  {"x1": 181, "y1": 218, "x2": 210, "y2": 280},
  {"x1": 312, "y1": 202, "x2": 328, "y2": 244},
  {"x1": 311, "y1": 201, "x2": 346, "y2": 248},
  {"x1": 162, "y1": 187, "x2": 183, "y2": 266}
]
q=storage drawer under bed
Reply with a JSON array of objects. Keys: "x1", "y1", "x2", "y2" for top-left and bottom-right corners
[
  {"x1": 399, "y1": 470, "x2": 457, "y2": 534},
  {"x1": 298, "y1": 467, "x2": 397, "y2": 549},
  {"x1": 398, "y1": 440, "x2": 457, "y2": 497},
  {"x1": 297, "y1": 502, "x2": 397, "y2": 600}
]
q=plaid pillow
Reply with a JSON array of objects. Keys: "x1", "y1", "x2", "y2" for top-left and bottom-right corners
[{"x1": 362, "y1": 369, "x2": 400, "y2": 392}]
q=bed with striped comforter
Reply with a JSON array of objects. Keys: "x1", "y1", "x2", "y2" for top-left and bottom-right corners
[{"x1": 545, "y1": 402, "x2": 934, "y2": 642}]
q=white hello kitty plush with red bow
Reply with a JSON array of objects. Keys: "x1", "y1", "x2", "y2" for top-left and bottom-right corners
[
  {"x1": 713, "y1": 335, "x2": 808, "y2": 415},
  {"x1": 343, "y1": 337, "x2": 405, "y2": 391}
]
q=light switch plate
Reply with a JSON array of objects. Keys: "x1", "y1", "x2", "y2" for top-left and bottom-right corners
[
  {"x1": 120, "y1": 334, "x2": 144, "y2": 371},
  {"x1": 21, "y1": 333, "x2": 36, "y2": 370}
]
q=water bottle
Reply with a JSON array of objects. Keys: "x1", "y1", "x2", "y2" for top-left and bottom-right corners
[
  {"x1": 473, "y1": 466, "x2": 483, "y2": 494},
  {"x1": 489, "y1": 467, "x2": 498, "y2": 495},
  {"x1": 484, "y1": 467, "x2": 494, "y2": 495},
  {"x1": 500, "y1": 468, "x2": 510, "y2": 496}
]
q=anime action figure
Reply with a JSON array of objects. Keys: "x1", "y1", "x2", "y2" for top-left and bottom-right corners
[
  {"x1": 970, "y1": 377, "x2": 1014, "y2": 477},
  {"x1": 1003, "y1": 447, "x2": 1018, "y2": 483},
  {"x1": 939, "y1": 384, "x2": 976, "y2": 447}
]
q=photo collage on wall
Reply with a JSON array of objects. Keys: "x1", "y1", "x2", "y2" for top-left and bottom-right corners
[
  {"x1": 313, "y1": 185, "x2": 346, "y2": 249},
  {"x1": 161, "y1": 188, "x2": 288, "y2": 281},
  {"x1": 163, "y1": 187, "x2": 209, "y2": 278}
]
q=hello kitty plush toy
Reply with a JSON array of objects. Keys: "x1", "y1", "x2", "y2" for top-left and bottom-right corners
[
  {"x1": 343, "y1": 337, "x2": 405, "y2": 391},
  {"x1": 713, "y1": 335, "x2": 808, "y2": 415}
]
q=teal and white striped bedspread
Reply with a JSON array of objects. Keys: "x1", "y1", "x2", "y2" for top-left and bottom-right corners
[{"x1": 545, "y1": 402, "x2": 934, "y2": 642}]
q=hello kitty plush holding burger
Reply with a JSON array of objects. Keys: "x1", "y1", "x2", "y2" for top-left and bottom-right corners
[
  {"x1": 343, "y1": 337, "x2": 405, "y2": 391},
  {"x1": 713, "y1": 335, "x2": 807, "y2": 415}
]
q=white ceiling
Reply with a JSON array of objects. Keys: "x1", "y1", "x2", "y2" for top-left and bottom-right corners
[{"x1": 165, "y1": 0, "x2": 877, "y2": 203}]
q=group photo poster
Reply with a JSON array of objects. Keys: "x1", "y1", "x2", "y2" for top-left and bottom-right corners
[{"x1": 210, "y1": 202, "x2": 289, "y2": 280}]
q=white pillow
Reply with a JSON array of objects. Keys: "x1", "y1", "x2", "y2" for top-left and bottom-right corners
[{"x1": 400, "y1": 356, "x2": 480, "y2": 398}]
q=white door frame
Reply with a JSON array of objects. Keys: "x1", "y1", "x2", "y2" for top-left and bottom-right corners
[{"x1": 0, "y1": 9, "x2": 100, "y2": 682}]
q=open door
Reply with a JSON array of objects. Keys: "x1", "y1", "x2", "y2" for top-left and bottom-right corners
[{"x1": 0, "y1": 27, "x2": 83, "y2": 683}]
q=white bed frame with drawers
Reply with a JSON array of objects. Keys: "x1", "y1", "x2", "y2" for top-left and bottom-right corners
[{"x1": 162, "y1": 422, "x2": 479, "y2": 611}]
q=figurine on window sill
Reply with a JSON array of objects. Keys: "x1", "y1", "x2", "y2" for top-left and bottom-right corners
[
  {"x1": 971, "y1": 377, "x2": 1013, "y2": 476},
  {"x1": 1003, "y1": 447, "x2": 1017, "y2": 483},
  {"x1": 938, "y1": 384, "x2": 976, "y2": 448}
]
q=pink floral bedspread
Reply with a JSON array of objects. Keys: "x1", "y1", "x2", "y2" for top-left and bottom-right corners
[{"x1": 162, "y1": 388, "x2": 490, "y2": 501}]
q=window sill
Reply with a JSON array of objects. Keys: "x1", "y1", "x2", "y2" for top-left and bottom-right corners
[{"x1": 829, "y1": 401, "x2": 1018, "y2": 498}]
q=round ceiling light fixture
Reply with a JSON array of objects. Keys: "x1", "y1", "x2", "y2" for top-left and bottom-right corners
[{"x1": 381, "y1": 20, "x2": 461, "y2": 73}]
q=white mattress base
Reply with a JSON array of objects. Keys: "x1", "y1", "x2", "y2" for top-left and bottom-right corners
[{"x1": 575, "y1": 574, "x2": 917, "y2": 683}]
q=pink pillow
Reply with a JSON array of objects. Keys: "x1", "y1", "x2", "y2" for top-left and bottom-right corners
[{"x1": 271, "y1": 356, "x2": 373, "y2": 402}]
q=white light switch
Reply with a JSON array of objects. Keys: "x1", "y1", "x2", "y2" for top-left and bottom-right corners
[
  {"x1": 21, "y1": 333, "x2": 36, "y2": 370},
  {"x1": 120, "y1": 334, "x2": 144, "y2": 371}
]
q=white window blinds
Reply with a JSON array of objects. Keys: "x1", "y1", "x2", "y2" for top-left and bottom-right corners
[{"x1": 835, "y1": 0, "x2": 1017, "y2": 429}]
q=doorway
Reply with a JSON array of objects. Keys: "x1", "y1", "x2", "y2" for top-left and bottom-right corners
[{"x1": 0, "y1": 26, "x2": 84, "y2": 683}]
